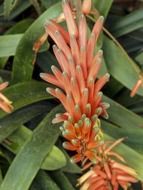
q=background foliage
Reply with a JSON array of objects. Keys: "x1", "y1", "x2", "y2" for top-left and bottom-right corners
[{"x1": 0, "y1": 0, "x2": 143, "y2": 189}]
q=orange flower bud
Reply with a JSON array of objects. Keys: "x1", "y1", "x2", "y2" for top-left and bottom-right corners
[{"x1": 82, "y1": 0, "x2": 92, "y2": 15}]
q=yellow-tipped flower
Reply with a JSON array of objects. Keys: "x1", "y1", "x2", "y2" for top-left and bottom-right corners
[{"x1": 0, "y1": 82, "x2": 13, "y2": 113}]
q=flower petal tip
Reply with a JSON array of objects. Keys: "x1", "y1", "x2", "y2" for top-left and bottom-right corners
[
  {"x1": 46, "y1": 87, "x2": 52, "y2": 93},
  {"x1": 99, "y1": 16, "x2": 104, "y2": 22},
  {"x1": 39, "y1": 73, "x2": 46, "y2": 79}
]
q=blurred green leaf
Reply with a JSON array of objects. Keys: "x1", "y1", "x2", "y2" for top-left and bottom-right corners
[
  {"x1": 0, "y1": 169, "x2": 2, "y2": 185},
  {"x1": 103, "y1": 95, "x2": 143, "y2": 129},
  {"x1": 4, "y1": 0, "x2": 19, "y2": 18},
  {"x1": 60, "y1": 148, "x2": 81, "y2": 174},
  {"x1": 111, "y1": 8, "x2": 143, "y2": 37},
  {"x1": 102, "y1": 95, "x2": 143, "y2": 154},
  {"x1": 30, "y1": 0, "x2": 41, "y2": 15},
  {"x1": 0, "y1": 34, "x2": 23, "y2": 57},
  {"x1": 0, "y1": 101, "x2": 52, "y2": 143},
  {"x1": 0, "y1": 69, "x2": 11, "y2": 81},
  {"x1": 93, "y1": 0, "x2": 113, "y2": 18},
  {"x1": 37, "y1": 51, "x2": 58, "y2": 73},
  {"x1": 12, "y1": 2, "x2": 62, "y2": 83},
  {"x1": 0, "y1": 19, "x2": 33, "y2": 68},
  {"x1": 50, "y1": 170, "x2": 75, "y2": 190},
  {"x1": 0, "y1": 81, "x2": 50, "y2": 118},
  {"x1": 8, "y1": 0, "x2": 31, "y2": 20},
  {"x1": 4, "y1": 125, "x2": 66, "y2": 170},
  {"x1": 7, "y1": 19, "x2": 34, "y2": 34},
  {"x1": 135, "y1": 51, "x2": 143, "y2": 68},
  {"x1": 102, "y1": 120, "x2": 143, "y2": 154},
  {"x1": 41, "y1": 146, "x2": 66, "y2": 170},
  {"x1": 103, "y1": 33, "x2": 143, "y2": 96},
  {"x1": 31, "y1": 171, "x2": 60, "y2": 190},
  {"x1": 40, "y1": 0, "x2": 60, "y2": 9},
  {"x1": 0, "y1": 106, "x2": 61, "y2": 190}
]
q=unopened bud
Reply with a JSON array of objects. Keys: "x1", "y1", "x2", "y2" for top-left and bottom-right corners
[{"x1": 82, "y1": 0, "x2": 92, "y2": 15}]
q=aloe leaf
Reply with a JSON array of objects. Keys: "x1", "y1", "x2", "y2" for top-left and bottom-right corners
[
  {"x1": 111, "y1": 8, "x2": 143, "y2": 37},
  {"x1": 8, "y1": 0, "x2": 31, "y2": 20},
  {"x1": 60, "y1": 147, "x2": 81, "y2": 174},
  {"x1": 0, "y1": 101, "x2": 53, "y2": 142},
  {"x1": 50, "y1": 170, "x2": 76, "y2": 190},
  {"x1": 41, "y1": 146, "x2": 66, "y2": 170},
  {"x1": 31, "y1": 171, "x2": 60, "y2": 190},
  {"x1": 0, "y1": 106, "x2": 61, "y2": 190},
  {"x1": 0, "y1": 69, "x2": 11, "y2": 81},
  {"x1": 30, "y1": 0, "x2": 41, "y2": 15},
  {"x1": 6, "y1": 19, "x2": 34, "y2": 34},
  {"x1": 102, "y1": 120, "x2": 143, "y2": 154},
  {"x1": 0, "y1": 169, "x2": 2, "y2": 185},
  {"x1": 0, "y1": 34, "x2": 23, "y2": 57},
  {"x1": 0, "y1": 19, "x2": 33, "y2": 68},
  {"x1": 40, "y1": 0, "x2": 60, "y2": 9},
  {"x1": 0, "y1": 81, "x2": 50, "y2": 118},
  {"x1": 103, "y1": 33, "x2": 143, "y2": 96},
  {"x1": 3, "y1": 125, "x2": 66, "y2": 170},
  {"x1": 12, "y1": 2, "x2": 62, "y2": 83},
  {"x1": 93, "y1": 0, "x2": 113, "y2": 18},
  {"x1": 103, "y1": 95, "x2": 143, "y2": 129},
  {"x1": 4, "y1": 0, "x2": 19, "y2": 18}
]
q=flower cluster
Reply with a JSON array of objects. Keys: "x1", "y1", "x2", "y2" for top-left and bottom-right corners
[
  {"x1": 40, "y1": 0, "x2": 109, "y2": 163},
  {"x1": 39, "y1": 0, "x2": 138, "y2": 189},
  {"x1": 78, "y1": 139, "x2": 137, "y2": 190},
  {"x1": 0, "y1": 82, "x2": 13, "y2": 113}
]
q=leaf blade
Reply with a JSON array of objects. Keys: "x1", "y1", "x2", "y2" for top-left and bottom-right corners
[{"x1": 0, "y1": 106, "x2": 61, "y2": 190}]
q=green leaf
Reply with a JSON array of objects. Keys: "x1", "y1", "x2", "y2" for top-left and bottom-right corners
[
  {"x1": 30, "y1": 0, "x2": 41, "y2": 15},
  {"x1": 0, "y1": 69, "x2": 11, "y2": 81},
  {"x1": 12, "y1": 2, "x2": 62, "y2": 83},
  {"x1": 50, "y1": 171, "x2": 76, "y2": 190},
  {"x1": 93, "y1": 0, "x2": 113, "y2": 18},
  {"x1": 103, "y1": 95, "x2": 143, "y2": 130},
  {"x1": 104, "y1": 134, "x2": 143, "y2": 180},
  {"x1": 0, "y1": 19, "x2": 33, "y2": 68},
  {"x1": 103, "y1": 33, "x2": 143, "y2": 96},
  {"x1": 0, "y1": 101, "x2": 53, "y2": 143},
  {"x1": 111, "y1": 8, "x2": 143, "y2": 37},
  {"x1": 102, "y1": 120, "x2": 143, "y2": 154},
  {"x1": 4, "y1": 125, "x2": 66, "y2": 170},
  {"x1": 0, "y1": 106, "x2": 61, "y2": 190},
  {"x1": 0, "y1": 81, "x2": 50, "y2": 118},
  {"x1": 31, "y1": 171, "x2": 60, "y2": 190},
  {"x1": 0, "y1": 34, "x2": 23, "y2": 57},
  {"x1": 6, "y1": 19, "x2": 33, "y2": 35},
  {"x1": 60, "y1": 148, "x2": 81, "y2": 174},
  {"x1": 41, "y1": 146, "x2": 66, "y2": 170},
  {"x1": 135, "y1": 51, "x2": 143, "y2": 68},
  {"x1": 4, "y1": 0, "x2": 19, "y2": 18},
  {"x1": 102, "y1": 95, "x2": 143, "y2": 153},
  {"x1": 8, "y1": 0, "x2": 31, "y2": 20},
  {"x1": 37, "y1": 51, "x2": 59, "y2": 73},
  {"x1": 40, "y1": 0, "x2": 60, "y2": 9},
  {"x1": 0, "y1": 169, "x2": 3, "y2": 185}
]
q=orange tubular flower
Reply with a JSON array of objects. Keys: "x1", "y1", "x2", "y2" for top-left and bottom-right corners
[
  {"x1": 82, "y1": 0, "x2": 92, "y2": 15},
  {"x1": 77, "y1": 139, "x2": 138, "y2": 190},
  {"x1": 78, "y1": 161, "x2": 137, "y2": 190},
  {"x1": 40, "y1": 0, "x2": 110, "y2": 163},
  {"x1": 130, "y1": 73, "x2": 143, "y2": 97},
  {"x1": 0, "y1": 82, "x2": 13, "y2": 113}
]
